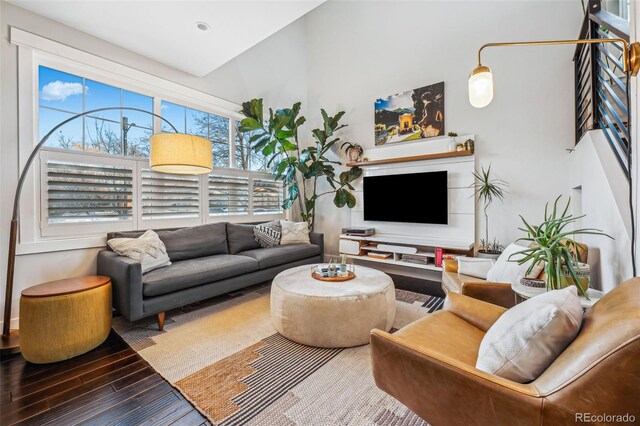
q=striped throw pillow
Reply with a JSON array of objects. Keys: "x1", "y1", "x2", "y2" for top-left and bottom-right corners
[{"x1": 253, "y1": 221, "x2": 282, "y2": 248}]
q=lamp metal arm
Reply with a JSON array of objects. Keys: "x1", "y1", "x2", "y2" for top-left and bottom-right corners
[
  {"x1": 477, "y1": 38, "x2": 630, "y2": 72},
  {"x1": 3, "y1": 107, "x2": 178, "y2": 340}
]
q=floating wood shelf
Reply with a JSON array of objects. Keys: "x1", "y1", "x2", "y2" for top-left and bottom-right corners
[{"x1": 346, "y1": 149, "x2": 473, "y2": 167}]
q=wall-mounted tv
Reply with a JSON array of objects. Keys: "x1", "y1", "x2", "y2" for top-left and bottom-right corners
[{"x1": 363, "y1": 171, "x2": 448, "y2": 224}]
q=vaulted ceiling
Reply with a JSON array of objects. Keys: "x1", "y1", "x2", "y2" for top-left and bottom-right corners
[{"x1": 8, "y1": 0, "x2": 324, "y2": 77}]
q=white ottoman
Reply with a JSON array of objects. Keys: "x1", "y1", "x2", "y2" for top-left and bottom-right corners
[{"x1": 270, "y1": 265, "x2": 396, "y2": 348}]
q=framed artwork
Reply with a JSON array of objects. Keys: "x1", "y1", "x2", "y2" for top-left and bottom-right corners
[{"x1": 374, "y1": 81, "x2": 445, "y2": 145}]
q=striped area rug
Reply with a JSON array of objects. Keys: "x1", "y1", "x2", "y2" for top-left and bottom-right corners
[{"x1": 113, "y1": 285, "x2": 441, "y2": 425}]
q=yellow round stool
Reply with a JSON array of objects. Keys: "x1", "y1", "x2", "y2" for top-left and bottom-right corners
[{"x1": 20, "y1": 276, "x2": 112, "y2": 364}]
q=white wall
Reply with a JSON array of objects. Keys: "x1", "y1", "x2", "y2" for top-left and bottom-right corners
[
  {"x1": 0, "y1": 1, "x2": 306, "y2": 328},
  {"x1": 303, "y1": 1, "x2": 583, "y2": 255},
  {"x1": 570, "y1": 131, "x2": 634, "y2": 291},
  {"x1": 204, "y1": 18, "x2": 308, "y2": 109}
]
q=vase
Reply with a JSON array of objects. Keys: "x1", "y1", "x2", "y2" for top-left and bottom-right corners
[
  {"x1": 348, "y1": 149, "x2": 361, "y2": 162},
  {"x1": 448, "y1": 137, "x2": 457, "y2": 152},
  {"x1": 561, "y1": 262, "x2": 590, "y2": 294}
]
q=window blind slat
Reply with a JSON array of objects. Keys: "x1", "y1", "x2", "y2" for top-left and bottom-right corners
[
  {"x1": 141, "y1": 170, "x2": 200, "y2": 220},
  {"x1": 209, "y1": 174, "x2": 249, "y2": 215},
  {"x1": 252, "y1": 178, "x2": 283, "y2": 215},
  {"x1": 46, "y1": 160, "x2": 133, "y2": 224}
]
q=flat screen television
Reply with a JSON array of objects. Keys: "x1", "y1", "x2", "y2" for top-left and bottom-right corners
[{"x1": 363, "y1": 171, "x2": 448, "y2": 224}]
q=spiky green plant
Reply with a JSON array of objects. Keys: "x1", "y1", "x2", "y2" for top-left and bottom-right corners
[
  {"x1": 471, "y1": 165, "x2": 508, "y2": 253},
  {"x1": 509, "y1": 195, "x2": 612, "y2": 298}
]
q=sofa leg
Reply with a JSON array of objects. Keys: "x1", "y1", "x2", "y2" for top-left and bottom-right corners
[{"x1": 156, "y1": 312, "x2": 165, "y2": 331}]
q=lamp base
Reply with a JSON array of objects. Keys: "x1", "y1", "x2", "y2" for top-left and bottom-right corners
[{"x1": 1, "y1": 329, "x2": 20, "y2": 355}]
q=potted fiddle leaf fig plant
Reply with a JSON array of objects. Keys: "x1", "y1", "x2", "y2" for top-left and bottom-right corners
[
  {"x1": 239, "y1": 98, "x2": 362, "y2": 231},
  {"x1": 341, "y1": 142, "x2": 363, "y2": 162},
  {"x1": 471, "y1": 164, "x2": 508, "y2": 259},
  {"x1": 509, "y1": 195, "x2": 612, "y2": 298}
]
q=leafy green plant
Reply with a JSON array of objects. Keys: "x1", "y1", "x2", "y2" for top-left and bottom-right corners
[
  {"x1": 510, "y1": 196, "x2": 612, "y2": 297},
  {"x1": 447, "y1": 131, "x2": 458, "y2": 137},
  {"x1": 471, "y1": 165, "x2": 508, "y2": 253},
  {"x1": 239, "y1": 98, "x2": 362, "y2": 231}
]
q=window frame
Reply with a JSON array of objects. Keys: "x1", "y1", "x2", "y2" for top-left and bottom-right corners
[{"x1": 13, "y1": 28, "x2": 284, "y2": 255}]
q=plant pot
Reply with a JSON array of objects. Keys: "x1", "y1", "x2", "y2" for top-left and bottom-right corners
[
  {"x1": 560, "y1": 262, "x2": 590, "y2": 294},
  {"x1": 477, "y1": 250, "x2": 502, "y2": 260}
]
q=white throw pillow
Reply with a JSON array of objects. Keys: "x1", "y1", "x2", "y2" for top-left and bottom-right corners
[
  {"x1": 486, "y1": 243, "x2": 544, "y2": 285},
  {"x1": 457, "y1": 258, "x2": 494, "y2": 279},
  {"x1": 107, "y1": 230, "x2": 171, "y2": 274},
  {"x1": 279, "y1": 220, "x2": 311, "y2": 245},
  {"x1": 476, "y1": 286, "x2": 583, "y2": 383}
]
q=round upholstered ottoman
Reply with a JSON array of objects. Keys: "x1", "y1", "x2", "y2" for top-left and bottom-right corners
[
  {"x1": 20, "y1": 276, "x2": 112, "y2": 364},
  {"x1": 270, "y1": 265, "x2": 395, "y2": 348}
]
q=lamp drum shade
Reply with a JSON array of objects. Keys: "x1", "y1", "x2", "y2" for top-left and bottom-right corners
[
  {"x1": 468, "y1": 65, "x2": 494, "y2": 108},
  {"x1": 150, "y1": 133, "x2": 213, "y2": 174}
]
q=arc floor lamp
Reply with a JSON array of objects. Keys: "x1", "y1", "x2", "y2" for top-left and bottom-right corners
[{"x1": 1, "y1": 107, "x2": 213, "y2": 354}]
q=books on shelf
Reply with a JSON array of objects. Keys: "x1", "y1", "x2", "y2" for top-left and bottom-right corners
[
  {"x1": 367, "y1": 252, "x2": 392, "y2": 259},
  {"x1": 400, "y1": 254, "x2": 429, "y2": 265}
]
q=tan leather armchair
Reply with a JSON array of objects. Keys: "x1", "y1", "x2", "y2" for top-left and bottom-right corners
[
  {"x1": 441, "y1": 243, "x2": 589, "y2": 309},
  {"x1": 442, "y1": 259, "x2": 516, "y2": 308},
  {"x1": 371, "y1": 278, "x2": 640, "y2": 426}
]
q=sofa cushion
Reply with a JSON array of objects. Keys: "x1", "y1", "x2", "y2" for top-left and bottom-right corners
[
  {"x1": 239, "y1": 244, "x2": 321, "y2": 269},
  {"x1": 158, "y1": 223, "x2": 228, "y2": 261},
  {"x1": 394, "y1": 310, "x2": 485, "y2": 365},
  {"x1": 142, "y1": 254, "x2": 258, "y2": 297},
  {"x1": 110, "y1": 224, "x2": 228, "y2": 262},
  {"x1": 227, "y1": 223, "x2": 261, "y2": 254}
]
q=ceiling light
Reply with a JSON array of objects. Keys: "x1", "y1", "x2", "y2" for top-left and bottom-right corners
[{"x1": 196, "y1": 22, "x2": 210, "y2": 31}]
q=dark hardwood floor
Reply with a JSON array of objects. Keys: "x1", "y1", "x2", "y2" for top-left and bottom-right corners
[{"x1": 0, "y1": 331, "x2": 208, "y2": 426}]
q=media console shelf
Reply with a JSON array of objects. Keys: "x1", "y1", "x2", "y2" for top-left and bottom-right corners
[{"x1": 339, "y1": 234, "x2": 474, "y2": 275}]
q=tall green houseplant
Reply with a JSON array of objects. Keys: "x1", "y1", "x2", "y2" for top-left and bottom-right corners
[
  {"x1": 239, "y1": 98, "x2": 362, "y2": 231},
  {"x1": 471, "y1": 165, "x2": 508, "y2": 256},
  {"x1": 510, "y1": 196, "x2": 612, "y2": 297}
]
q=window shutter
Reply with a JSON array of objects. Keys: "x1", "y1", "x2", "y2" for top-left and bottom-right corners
[
  {"x1": 46, "y1": 161, "x2": 133, "y2": 223},
  {"x1": 141, "y1": 170, "x2": 200, "y2": 219},
  {"x1": 252, "y1": 178, "x2": 283, "y2": 214},
  {"x1": 209, "y1": 174, "x2": 249, "y2": 215}
]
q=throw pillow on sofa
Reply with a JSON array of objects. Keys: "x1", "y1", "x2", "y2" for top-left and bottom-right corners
[
  {"x1": 476, "y1": 286, "x2": 583, "y2": 383},
  {"x1": 486, "y1": 243, "x2": 544, "y2": 285},
  {"x1": 227, "y1": 223, "x2": 261, "y2": 254},
  {"x1": 107, "y1": 229, "x2": 171, "y2": 273},
  {"x1": 254, "y1": 221, "x2": 282, "y2": 248},
  {"x1": 280, "y1": 220, "x2": 310, "y2": 245},
  {"x1": 457, "y1": 257, "x2": 494, "y2": 279}
]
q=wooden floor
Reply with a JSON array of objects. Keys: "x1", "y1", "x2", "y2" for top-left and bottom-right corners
[{"x1": 0, "y1": 331, "x2": 208, "y2": 426}]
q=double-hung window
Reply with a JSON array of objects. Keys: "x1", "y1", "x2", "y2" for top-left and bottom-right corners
[{"x1": 36, "y1": 63, "x2": 283, "y2": 243}]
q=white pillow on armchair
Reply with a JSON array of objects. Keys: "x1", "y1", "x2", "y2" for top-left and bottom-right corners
[{"x1": 486, "y1": 243, "x2": 543, "y2": 284}]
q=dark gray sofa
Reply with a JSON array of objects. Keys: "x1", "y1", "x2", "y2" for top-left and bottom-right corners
[{"x1": 97, "y1": 222, "x2": 323, "y2": 329}]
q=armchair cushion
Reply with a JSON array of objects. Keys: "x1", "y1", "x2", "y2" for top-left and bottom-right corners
[
  {"x1": 458, "y1": 257, "x2": 494, "y2": 279},
  {"x1": 476, "y1": 286, "x2": 583, "y2": 383}
]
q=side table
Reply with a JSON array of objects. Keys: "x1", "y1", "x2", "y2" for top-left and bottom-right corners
[
  {"x1": 20, "y1": 276, "x2": 112, "y2": 363},
  {"x1": 511, "y1": 281, "x2": 603, "y2": 310}
]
